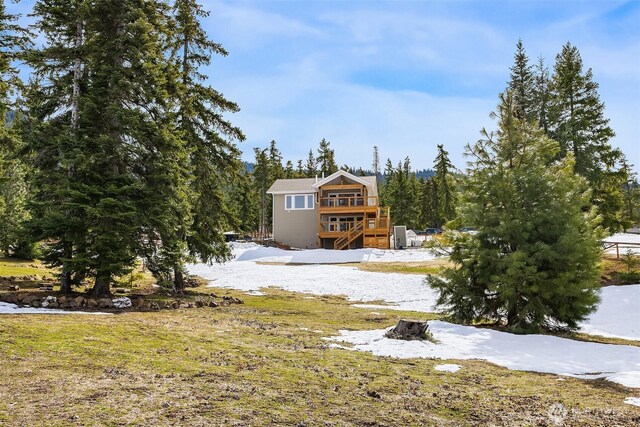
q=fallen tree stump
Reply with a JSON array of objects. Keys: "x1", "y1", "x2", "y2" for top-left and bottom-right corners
[{"x1": 385, "y1": 319, "x2": 430, "y2": 340}]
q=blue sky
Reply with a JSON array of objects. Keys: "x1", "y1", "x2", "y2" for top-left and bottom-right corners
[{"x1": 9, "y1": 0, "x2": 640, "y2": 172}]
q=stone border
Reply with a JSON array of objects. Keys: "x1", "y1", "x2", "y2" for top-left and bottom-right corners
[{"x1": 0, "y1": 292, "x2": 243, "y2": 312}]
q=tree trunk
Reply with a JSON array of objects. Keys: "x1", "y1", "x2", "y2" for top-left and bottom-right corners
[
  {"x1": 90, "y1": 273, "x2": 111, "y2": 297},
  {"x1": 71, "y1": 18, "x2": 83, "y2": 130},
  {"x1": 385, "y1": 319, "x2": 430, "y2": 340},
  {"x1": 173, "y1": 265, "x2": 185, "y2": 294},
  {"x1": 59, "y1": 241, "x2": 73, "y2": 294}
]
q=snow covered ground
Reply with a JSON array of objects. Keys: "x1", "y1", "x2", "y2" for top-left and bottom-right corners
[
  {"x1": 188, "y1": 243, "x2": 640, "y2": 340},
  {"x1": 0, "y1": 302, "x2": 110, "y2": 315},
  {"x1": 229, "y1": 242, "x2": 439, "y2": 264},
  {"x1": 580, "y1": 285, "x2": 640, "y2": 341},
  {"x1": 326, "y1": 320, "x2": 640, "y2": 388},
  {"x1": 190, "y1": 242, "x2": 640, "y2": 390}
]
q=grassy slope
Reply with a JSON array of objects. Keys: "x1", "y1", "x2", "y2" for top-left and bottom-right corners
[
  {"x1": 1, "y1": 288, "x2": 639, "y2": 426},
  {"x1": 1, "y1": 257, "x2": 639, "y2": 425},
  {"x1": 0, "y1": 258, "x2": 52, "y2": 278}
]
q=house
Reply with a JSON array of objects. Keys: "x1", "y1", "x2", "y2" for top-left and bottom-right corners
[{"x1": 266, "y1": 170, "x2": 391, "y2": 249}]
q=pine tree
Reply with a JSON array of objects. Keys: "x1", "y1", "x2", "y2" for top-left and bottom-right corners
[
  {"x1": 386, "y1": 158, "x2": 418, "y2": 228},
  {"x1": 433, "y1": 144, "x2": 456, "y2": 224},
  {"x1": 284, "y1": 160, "x2": 295, "y2": 178},
  {"x1": 419, "y1": 177, "x2": 440, "y2": 229},
  {"x1": 304, "y1": 148, "x2": 316, "y2": 177},
  {"x1": 621, "y1": 165, "x2": 640, "y2": 231},
  {"x1": 268, "y1": 140, "x2": 284, "y2": 180},
  {"x1": 548, "y1": 42, "x2": 627, "y2": 231},
  {"x1": 427, "y1": 92, "x2": 602, "y2": 332},
  {"x1": 295, "y1": 159, "x2": 304, "y2": 177},
  {"x1": 507, "y1": 39, "x2": 536, "y2": 122},
  {"x1": 316, "y1": 138, "x2": 337, "y2": 176},
  {"x1": 0, "y1": 2, "x2": 31, "y2": 257},
  {"x1": 27, "y1": 0, "x2": 186, "y2": 296},
  {"x1": 26, "y1": 0, "x2": 90, "y2": 292},
  {"x1": 533, "y1": 56, "x2": 550, "y2": 133},
  {"x1": 231, "y1": 171, "x2": 259, "y2": 233},
  {"x1": 372, "y1": 145, "x2": 380, "y2": 176},
  {"x1": 165, "y1": 0, "x2": 244, "y2": 292},
  {"x1": 253, "y1": 147, "x2": 270, "y2": 235}
]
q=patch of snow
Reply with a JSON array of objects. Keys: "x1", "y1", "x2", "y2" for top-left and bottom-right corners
[
  {"x1": 434, "y1": 364, "x2": 461, "y2": 373},
  {"x1": 244, "y1": 290, "x2": 266, "y2": 296},
  {"x1": 327, "y1": 320, "x2": 640, "y2": 388},
  {"x1": 604, "y1": 233, "x2": 640, "y2": 244},
  {"x1": 227, "y1": 242, "x2": 437, "y2": 264},
  {"x1": 112, "y1": 297, "x2": 132, "y2": 309},
  {"x1": 0, "y1": 302, "x2": 111, "y2": 315},
  {"x1": 579, "y1": 285, "x2": 640, "y2": 341},
  {"x1": 624, "y1": 397, "x2": 640, "y2": 407},
  {"x1": 188, "y1": 261, "x2": 438, "y2": 312},
  {"x1": 351, "y1": 304, "x2": 397, "y2": 310}
]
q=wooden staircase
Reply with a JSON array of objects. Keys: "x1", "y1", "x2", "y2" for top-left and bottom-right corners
[{"x1": 334, "y1": 220, "x2": 364, "y2": 250}]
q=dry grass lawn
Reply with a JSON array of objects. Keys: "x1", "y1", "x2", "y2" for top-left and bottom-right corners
[
  {"x1": 1, "y1": 286, "x2": 639, "y2": 426},
  {"x1": 1, "y1": 257, "x2": 639, "y2": 426}
]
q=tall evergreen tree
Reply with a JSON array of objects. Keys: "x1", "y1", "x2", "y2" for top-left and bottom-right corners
[
  {"x1": 0, "y1": 2, "x2": 31, "y2": 257},
  {"x1": 372, "y1": 145, "x2": 380, "y2": 176},
  {"x1": 316, "y1": 138, "x2": 337, "y2": 176},
  {"x1": 507, "y1": 39, "x2": 536, "y2": 122},
  {"x1": 386, "y1": 157, "x2": 418, "y2": 228},
  {"x1": 533, "y1": 56, "x2": 550, "y2": 133},
  {"x1": 28, "y1": 0, "x2": 187, "y2": 296},
  {"x1": 433, "y1": 144, "x2": 456, "y2": 224},
  {"x1": 164, "y1": 0, "x2": 244, "y2": 292},
  {"x1": 427, "y1": 93, "x2": 602, "y2": 332},
  {"x1": 253, "y1": 147, "x2": 270, "y2": 235},
  {"x1": 304, "y1": 148, "x2": 316, "y2": 177},
  {"x1": 548, "y1": 42, "x2": 627, "y2": 231}
]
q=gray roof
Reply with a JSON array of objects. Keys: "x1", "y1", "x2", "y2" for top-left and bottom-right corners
[{"x1": 267, "y1": 178, "x2": 316, "y2": 194}]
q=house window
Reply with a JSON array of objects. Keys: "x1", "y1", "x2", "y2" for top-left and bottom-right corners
[{"x1": 285, "y1": 194, "x2": 315, "y2": 210}]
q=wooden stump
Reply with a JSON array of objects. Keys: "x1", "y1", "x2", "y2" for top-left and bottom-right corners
[{"x1": 385, "y1": 319, "x2": 429, "y2": 340}]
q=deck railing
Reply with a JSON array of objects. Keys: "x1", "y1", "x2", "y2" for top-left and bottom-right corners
[
  {"x1": 320, "y1": 217, "x2": 389, "y2": 233},
  {"x1": 319, "y1": 196, "x2": 378, "y2": 208}
]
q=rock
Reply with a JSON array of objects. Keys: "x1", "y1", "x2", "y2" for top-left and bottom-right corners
[
  {"x1": 195, "y1": 300, "x2": 204, "y2": 308},
  {"x1": 207, "y1": 299, "x2": 218, "y2": 308},
  {"x1": 16, "y1": 293, "x2": 26, "y2": 303},
  {"x1": 8, "y1": 285, "x2": 19, "y2": 292},
  {"x1": 112, "y1": 297, "x2": 132, "y2": 309},
  {"x1": 41, "y1": 296, "x2": 57, "y2": 308},
  {"x1": 58, "y1": 296, "x2": 68, "y2": 305},
  {"x1": 74, "y1": 296, "x2": 86, "y2": 308},
  {"x1": 222, "y1": 295, "x2": 244, "y2": 304},
  {"x1": 171, "y1": 301, "x2": 180, "y2": 309},
  {"x1": 385, "y1": 319, "x2": 430, "y2": 341},
  {"x1": 219, "y1": 300, "x2": 230, "y2": 307},
  {"x1": 131, "y1": 298, "x2": 144, "y2": 309},
  {"x1": 87, "y1": 299, "x2": 98, "y2": 308},
  {"x1": 141, "y1": 301, "x2": 152, "y2": 310},
  {"x1": 4, "y1": 293, "x2": 17, "y2": 304},
  {"x1": 150, "y1": 302, "x2": 160, "y2": 311},
  {"x1": 97, "y1": 298, "x2": 113, "y2": 308},
  {"x1": 115, "y1": 288, "x2": 130, "y2": 294},
  {"x1": 22, "y1": 294, "x2": 38, "y2": 305},
  {"x1": 30, "y1": 299, "x2": 42, "y2": 308}
]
